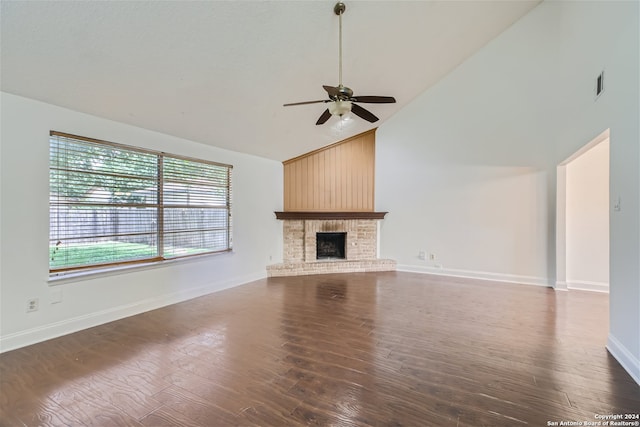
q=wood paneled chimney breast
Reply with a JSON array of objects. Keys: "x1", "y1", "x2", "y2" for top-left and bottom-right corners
[{"x1": 283, "y1": 129, "x2": 376, "y2": 212}]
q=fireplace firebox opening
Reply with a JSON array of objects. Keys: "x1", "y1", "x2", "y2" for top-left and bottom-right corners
[{"x1": 316, "y1": 232, "x2": 346, "y2": 260}]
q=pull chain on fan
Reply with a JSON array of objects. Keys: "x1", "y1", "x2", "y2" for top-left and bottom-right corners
[{"x1": 283, "y1": 2, "x2": 396, "y2": 125}]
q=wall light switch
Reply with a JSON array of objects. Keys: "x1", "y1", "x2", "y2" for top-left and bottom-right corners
[{"x1": 614, "y1": 196, "x2": 621, "y2": 212}]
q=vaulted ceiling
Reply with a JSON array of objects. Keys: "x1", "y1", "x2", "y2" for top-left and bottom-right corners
[{"x1": 1, "y1": 1, "x2": 540, "y2": 161}]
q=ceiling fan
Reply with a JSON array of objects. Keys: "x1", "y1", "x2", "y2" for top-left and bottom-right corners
[{"x1": 283, "y1": 2, "x2": 396, "y2": 125}]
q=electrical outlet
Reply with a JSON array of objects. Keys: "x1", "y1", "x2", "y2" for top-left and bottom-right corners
[
  {"x1": 418, "y1": 251, "x2": 426, "y2": 260},
  {"x1": 26, "y1": 298, "x2": 39, "y2": 313}
]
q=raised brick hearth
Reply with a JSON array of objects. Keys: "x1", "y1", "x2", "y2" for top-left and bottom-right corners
[{"x1": 267, "y1": 217, "x2": 396, "y2": 277}]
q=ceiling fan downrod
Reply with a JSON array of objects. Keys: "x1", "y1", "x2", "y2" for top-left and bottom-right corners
[{"x1": 334, "y1": 2, "x2": 346, "y2": 89}]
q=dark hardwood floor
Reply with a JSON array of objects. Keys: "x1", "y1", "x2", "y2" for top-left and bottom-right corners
[{"x1": 1, "y1": 272, "x2": 638, "y2": 426}]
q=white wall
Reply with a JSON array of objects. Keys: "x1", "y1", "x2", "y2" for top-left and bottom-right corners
[
  {"x1": 566, "y1": 140, "x2": 609, "y2": 292},
  {"x1": 0, "y1": 92, "x2": 284, "y2": 352},
  {"x1": 376, "y1": 0, "x2": 639, "y2": 383}
]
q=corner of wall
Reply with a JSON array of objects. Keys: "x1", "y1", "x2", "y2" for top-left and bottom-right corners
[{"x1": 607, "y1": 333, "x2": 640, "y2": 385}]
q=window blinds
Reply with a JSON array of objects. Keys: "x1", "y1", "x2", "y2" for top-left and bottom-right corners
[{"x1": 49, "y1": 131, "x2": 232, "y2": 274}]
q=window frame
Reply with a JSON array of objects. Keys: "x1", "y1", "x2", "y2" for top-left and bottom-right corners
[{"x1": 49, "y1": 131, "x2": 233, "y2": 276}]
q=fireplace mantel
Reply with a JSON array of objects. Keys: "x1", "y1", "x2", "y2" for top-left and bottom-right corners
[{"x1": 274, "y1": 211, "x2": 387, "y2": 220}]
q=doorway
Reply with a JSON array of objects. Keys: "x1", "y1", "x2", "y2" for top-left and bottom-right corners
[{"x1": 556, "y1": 129, "x2": 610, "y2": 292}]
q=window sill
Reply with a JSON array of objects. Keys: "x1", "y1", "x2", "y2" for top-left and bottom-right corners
[{"x1": 48, "y1": 250, "x2": 233, "y2": 286}]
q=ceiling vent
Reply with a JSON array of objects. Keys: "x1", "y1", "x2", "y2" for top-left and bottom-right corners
[{"x1": 595, "y1": 71, "x2": 605, "y2": 99}]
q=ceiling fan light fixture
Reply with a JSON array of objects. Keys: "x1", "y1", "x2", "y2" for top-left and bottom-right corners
[{"x1": 328, "y1": 100, "x2": 352, "y2": 116}]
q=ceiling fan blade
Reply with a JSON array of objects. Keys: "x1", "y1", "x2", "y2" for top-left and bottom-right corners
[
  {"x1": 316, "y1": 109, "x2": 332, "y2": 125},
  {"x1": 323, "y1": 85, "x2": 340, "y2": 97},
  {"x1": 351, "y1": 96, "x2": 396, "y2": 104},
  {"x1": 351, "y1": 103, "x2": 379, "y2": 123},
  {"x1": 283, "y1": 100, "x2": 327, "y2": 107}
]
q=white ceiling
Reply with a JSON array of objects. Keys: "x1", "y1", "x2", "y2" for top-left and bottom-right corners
[{"x1": 1, "y1": 0, "x2": 540, "y2": 161}]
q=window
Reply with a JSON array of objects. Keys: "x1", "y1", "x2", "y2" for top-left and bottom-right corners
[{"x1": 49, "y1": 131, "x2": 232, "y2": 275}]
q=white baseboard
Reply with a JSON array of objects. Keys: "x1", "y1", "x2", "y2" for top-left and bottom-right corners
[
  {"x1": 567, "y1": 280, "x2": 609, "y2": 293},
  {"x1": 607, "y1": 334, "x2": 640, "y2": 385},
  {"x1": 0, "y1": 271, "x2": 265, "y2": 353},
  {"x1": 554, "y1": 281, "x2": 569, "y2": 291},
  {"x1": 396, "y1": 264, "x2": 551, "y2": 287}
]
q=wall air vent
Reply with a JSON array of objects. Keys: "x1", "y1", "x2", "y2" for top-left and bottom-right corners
[{"x1": 595, "y1": 71, "x2": 605, "y2": 99}]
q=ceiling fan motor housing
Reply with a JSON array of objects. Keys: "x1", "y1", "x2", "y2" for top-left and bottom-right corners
[{"x1": 334, "y1": 85, "x2": 353, "y2": 101}]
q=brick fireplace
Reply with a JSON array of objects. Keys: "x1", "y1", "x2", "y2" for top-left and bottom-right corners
[{"x1": 267, "y1": 212, "x2": 396, "y2": 277}]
